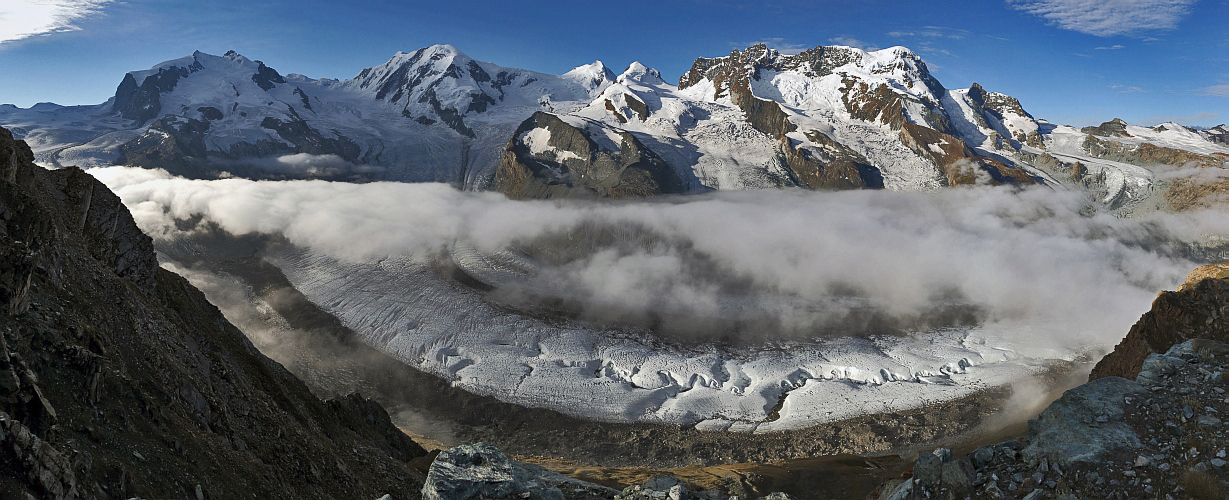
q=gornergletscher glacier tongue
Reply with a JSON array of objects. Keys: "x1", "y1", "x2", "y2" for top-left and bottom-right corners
[{"x1": 4, "y1": 42, "x2": 1227, "y2": 211}]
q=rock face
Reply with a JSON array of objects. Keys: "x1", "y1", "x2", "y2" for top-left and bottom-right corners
[
  {"x1": 493, "y1": 112, "x2": 685, "y2": 199},
  {"x1": 898, "y1": 122, "x2": 1039, "y2": 186},
  {"x1": 1206, "y1": 124, "x2": 1229, "y2": 145},
  {"x1": 969, "y1": 83, "x2": 1044, "y2": 149},
  {"x1": 0, "y1": 124, "x2": 426, "y2": 498},
  {"x1": 1021, "y1": 376, "x2": 1145, "y2": 464},
  {"x1": 1081, "y1": 118, "x2": 1132, "y2": 138},
  {"x1": 1090, "y1": 262, "x2": 1229, "y2": 381},
  {"x1": 1081, "y1": 134, "x2": 1224, "y2": 168}
]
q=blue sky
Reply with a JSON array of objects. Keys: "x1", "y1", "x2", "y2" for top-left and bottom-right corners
[{"x1": 1, "y1": 0, "x2": 1226, "y2": 127}]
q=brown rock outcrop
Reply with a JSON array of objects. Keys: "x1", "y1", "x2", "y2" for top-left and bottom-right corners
[
  {"x1": 493, "y1": 112, "x2": 684, "y2": 199},
  {"x1": 1089, "y1": 263, "x2": 1229, "y2": 381},
  {"x1": 1082, "y1": 134, "x2": 1224, "y2": 168},
  {"x1": 899, "y1": 123, "x2": 1039, "y2": 186}
]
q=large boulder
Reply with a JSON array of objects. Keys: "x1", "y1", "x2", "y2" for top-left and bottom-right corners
[
  {"x1": 423, "y1": 442, "x2": 614, "y2": 500},
  {"x1": 1021, "y1": 376, "x2": 1145, "y2": 465}
]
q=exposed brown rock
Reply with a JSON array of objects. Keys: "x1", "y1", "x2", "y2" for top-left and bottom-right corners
[
  {"x1": 1165, "y1": 175, "x2": 1229, "y2": 211},
  {"x1": 1089, "y1": 263, "x2": 1229, "y2": 381},
  {"x1": 493, "y1": 112, "x2": 684, "y2": 199},
  {"x1": 899, "y1": 123, "x2": 1039, "y2": 186},
  {"x1": 1180, "y1": 263, "x2": 1229, "y2": 292},
  {"x1": 842, "y1": 81, "x2": 911, "y2": 131},
  {"x1": 1082, "y1": 134, "x2": 1223, "y2": 168},
  {"x1": 1081, "y1": 118, "x2": 1132, "y2": 138},
  {"x1": 779, "y1": 131, "x2": 883, "y2": 190},
  {"x1": 970, "y1": 83, "x2": 1045, "y2": 149}
]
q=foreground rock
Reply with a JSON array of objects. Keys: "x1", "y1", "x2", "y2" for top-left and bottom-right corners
[
  {"x1": 874, "y1": 266, "x2": 1229, "y2": 500},
  {"x1": 422, "y1": 442, "x2": 616, "y2": 500},
  {"x1": 0, "y1": 125, "x2": 426, "y2": 498},
  {"x1": 423, "y1": 442, "x2": 806, "y2": 500},
  {"x1": 878, "y1": 339, "x2": 1229, "y2": 500}
]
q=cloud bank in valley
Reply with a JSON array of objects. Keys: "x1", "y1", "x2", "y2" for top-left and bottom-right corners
[{"x1": 93, "y1": 166, "x2": 1222, "y2": 352}]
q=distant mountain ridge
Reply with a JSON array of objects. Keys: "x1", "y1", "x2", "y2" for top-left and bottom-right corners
[{"x1": 1, "y1": 43, "x2": 1226, "y2": 210}]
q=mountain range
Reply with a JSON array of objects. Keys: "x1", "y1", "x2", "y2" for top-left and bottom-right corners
[{"x1": 1, "y1": 43, "x2": 1227, "y2": 213}]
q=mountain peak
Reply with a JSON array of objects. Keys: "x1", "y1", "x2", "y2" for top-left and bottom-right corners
[
  {"x1": 563, "y1": 60, "x2": 617, "y2": 94},
  {"x1": 423, "y1": 43, "x2": 467, "y2": 59},
  {"x1": 617, "y1": 62, "x2": 663, "y2": 85}
]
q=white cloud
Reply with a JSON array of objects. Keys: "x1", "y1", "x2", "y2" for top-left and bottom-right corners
[
  {"x1": 1201, "y1": 84, "x2": 1229, "y2": 97},
  {"x1": 1095, "y1": 44, "x2": 1126, "y2": 50},
  {"x1": 1110, "y1": 84, "x2": 1145, "y2": 93},
  {"x1": 0, "y1": 0, "x2": 113, "y2": 44},
  {"x1": 89, "y1": 166, "x2": 1223, "y2": 351},
  {"x1": 828, "y1": 36, "x2": 879, "y2": 51},
  {"x1": 886, "y1": 26, "x2": 970, "y2": 39},
  {"x1": 1008, "y1": 0, "x2": 1197, "y2": 36}
]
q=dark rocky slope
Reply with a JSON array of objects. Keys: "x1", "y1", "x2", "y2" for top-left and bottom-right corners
[{"x1": 0, "y1": 125, "x2": 426, "y2": 499}]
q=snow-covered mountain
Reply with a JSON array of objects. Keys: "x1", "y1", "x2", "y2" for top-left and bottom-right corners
[
  {"x1": 0, "y1": 45, "x2": 612, "y2": 186},
  {"x1": 3, "y1": 43, "x2": 1226, "y2": 210}
]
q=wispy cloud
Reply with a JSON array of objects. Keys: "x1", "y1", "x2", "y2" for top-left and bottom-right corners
[
  {"x1": 1201, "y1": 84, "x2": 1229, "y2": 97},
  {"x1": 1110, "y1": 84, "x2": 1145, "y2": 93},
  {"x1": 0, "y1": 0, "x2": 114, "y2": 45},
  {"x1": 828, "y1": 36, "x2": 879, "y2": 51},
  {"x1": 916, "y1": 42, "x2": 956, "y2": 58},
  {"x1": 1095, "y1": 44, "x2": 1126, "y2": 50},
  {"x1": 1140, "y1": 111, "x2": 1221, "y2": 125},
  {"x1": 886, "y1": 26, "x2": 970, "y2": 39},
  {"x1": 1007, "y1": 0, "x2": 1197, "y2": 37}
]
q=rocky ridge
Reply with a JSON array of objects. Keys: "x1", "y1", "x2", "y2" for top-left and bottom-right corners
[
  {"x1": 1091, "y1": 262, "x2": 1229, "y2": 381},
  {"x1": 0, "y1": 125, "x2": 427, "y2": 498}
]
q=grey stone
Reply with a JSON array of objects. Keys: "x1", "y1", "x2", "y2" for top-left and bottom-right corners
[
  {"x1": 913, "y1": 450, "x2": 943, "y2": 489},
  {"x1": 972, "y1": 446, "x2": 995, "y2": 467},
  {"x1": 422, "y1": 443, "x2": 565, "y2": 500},
  {"x1": 932, "y1": 447, "x2": 953, "y2": 462},
  {"x1": 1136, "y1": 353, "x2": 1186, "y2": 385},
  {"x1": 1023, "y1": 376, "x2": 1145, "y2": 465},
  {"x1": 1022, "y1": 489, "x2": 1048, "y2": 500},
  {"x1": 940, "y1": 460, "x2": 972, "y2": 493},
  {"x1": 983, "y1": 481, "x2": 1004, "y2": 499},
  {"x1": 1167, "y1": 339, "x2": 1229, "y2": 359},
  {"x1": 643, "y1": 477, "x2": 682, "y2": 491}
]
